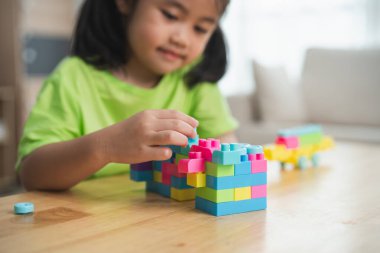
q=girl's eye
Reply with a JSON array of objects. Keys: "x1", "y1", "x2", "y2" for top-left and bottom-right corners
[
  {"x1": 161, "y1": 9, "x2": 178, "y2": 20},
  {"x1": 194, "y1": 25, "x2": 208, "y2": 34}
]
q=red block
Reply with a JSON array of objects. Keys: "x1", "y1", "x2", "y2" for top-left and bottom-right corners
[{"x1": 275, "y1": 136, "x2": 299, "y2": 149}]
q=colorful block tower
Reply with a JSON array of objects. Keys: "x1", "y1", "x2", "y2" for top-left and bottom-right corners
[
  {"x1": 130, "y1": 132, "x2": 267, "y2": 216},
  {"x1": 264, "y1": 124, "x2": 334, "y2": 170}
]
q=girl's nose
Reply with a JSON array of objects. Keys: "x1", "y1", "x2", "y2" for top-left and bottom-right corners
[{"x1": 169, "y1": 28, "x2": 189, "y2": 48}]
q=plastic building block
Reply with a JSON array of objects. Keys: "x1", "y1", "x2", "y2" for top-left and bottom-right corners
[
  {"x1": 206, "y1": 173, "x2": 267, "y2": 190},
  {"x1": 205, "y1": 162, "x2": 234, "y2": 177},
  {"x1": 130, "y1": 134, "x2": 268, "y2": 216},
  {"x1": 175, "y1": 153, "x2": 188, "y2": 165},
  {"x1": 171, "y1": 176, "x2": 193, "y2": 189},
  {"x1": 278, "y1": 124, "x2": 322, "y2": 137},
  {"x1": 187, "y1": 172, "x2": 206, "y2": 188},
  {"x1": 234, "y1": 186, "x2": 251, "y2": 201},
  {"x1": 264, "y1": 124, "x2": 334, "y2": 170},
  {"x1": 196, "y1": 188, "x2": 234, "y2": 203},
  {"x1": 247, "y1": 145, "x2": 263, "y2": 155},
  {"x1": 153, "y1": 171, "x2": 162, "y2": 183},
  {"x1": 14, "y1": 202, "x2": 34, "y2": 215},
  {"x1": 163, "y1": 162, "x2": 186, "y2": 178},
  {"x1": 130, "y1": 161, "x2": 153, "y2": 171},
  {"x1": 158, "y1": 183, "x2": 170, "y2": 197},
  {"x1": 251, "y1": 160, "x2": 267, "y2": 173},
  {"x1": 251, "y1": 185, "x2": 267, "y2": 198},
  {"x1": 178, "y1": 152, "x2": 205, "y2": 173},
  {"x1": 161, "y1": 164, "x2": 171, "y2": 185},
  {"x1": 212, "y1": 143, "x2": 242, "y2": 165},
  {"x1": 130, "y1": 169, "x2": 153, "y2": 181},
  {"x1": 171, "y1": 188, "x2": 195, "y2": 201},
  {"x1": 275, "y1": 136, "x2": 299, "y2": 149},
  {"x1": 234, "y1": 155, "x2": 251, "y2": 175},
  {"x1": 152, "y1": 161, "x2": 163, "y2": 171},
  {"x1": 195, "y1": 197, "x2": 267, "y2": 216}
]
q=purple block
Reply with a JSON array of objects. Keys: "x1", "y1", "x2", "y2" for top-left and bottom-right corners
[{"x1": 130, "y1": 161, "x2": 153, "y2": 171}]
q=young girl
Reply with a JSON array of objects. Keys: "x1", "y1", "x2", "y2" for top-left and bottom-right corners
[{"x1": 17, "y1": 0, "x2": 238, "y2": 191}]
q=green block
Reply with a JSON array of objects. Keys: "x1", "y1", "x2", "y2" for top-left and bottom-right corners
[
  {"x1": 175, "y1": 153, "x2": 188, "y2": 164},
  {"x1": 206, "y1": 162, "x2": 234, "y2": 177},
  {"x1": 196, "y1": 187, "x2": 234, "y2": 203},
  {"x1": 300, "y1": 132, "x2": 322, "y2": 146}
]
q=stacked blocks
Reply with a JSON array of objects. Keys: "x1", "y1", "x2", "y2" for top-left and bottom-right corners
[
  {"x1": 130, "y1": 134, "x2": 267, "y2": 216},
  {"x1": 264, "y1": 124, "x2": 334, "y2": 170}
]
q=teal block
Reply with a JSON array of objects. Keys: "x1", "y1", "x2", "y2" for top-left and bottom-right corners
[
  {"x1": 130, "y1": 169, "x2": 153, "y2": 181},
  {"x1": 206, "y1": 173, "x2": 267, "y2": 190},
  {"x1": 158, "y1": 183, "x2": 171, "y2": 197},
  {"x1": 278, "y1": 124, "x2": 322, "y2": 137},
  {"x1": 171, "y1": 176, "x2": 193, "y2": 189},
  {"x1": 14, "y1": 202, "x2": 34, "y2": 215},
  {"x1": 152, "y1": 161, "x2": 162, "y2": 171},
  {"x1": 195, "y1": 197, "x2": 267, "y2": 216},
  {"x1": 168, "y1": 145, "x2": 181, "y2": 154},
  {"x1": 247, "y1": 145, "x2": 263, "y2": 155},
  {"x1": 212, "y1": 150, "x2": 241, "y2": 165},
  {"x1": 146, "y1": 181, "x2": 159, "y2": 192}
]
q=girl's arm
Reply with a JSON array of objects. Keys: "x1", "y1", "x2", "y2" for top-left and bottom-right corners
[{"x1": 19, "y1": 110, "x2": 198, "y2": 191}]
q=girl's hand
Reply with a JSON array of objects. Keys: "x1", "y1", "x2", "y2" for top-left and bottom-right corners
[{"x1": 95, "y1": 110, "x2": 198, "y2": 164}]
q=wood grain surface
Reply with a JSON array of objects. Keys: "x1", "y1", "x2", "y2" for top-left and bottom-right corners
[{"x1": 1, "y1": 141, "x2": 380, "y2": 253}]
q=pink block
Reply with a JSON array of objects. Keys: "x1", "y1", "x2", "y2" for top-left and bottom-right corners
[
  {"x1": 248, "y1": 153, "x2": 264, "y2": 161},
  {"x1": 163, "y1": 162, "x2": 186, "y2": 178},
  {"x1": 178, "y1": 158, "x2": 205, "y2": 173},
  {"x1": 190, "y1": 144, "x2": 212, "y2": 161},
  {"x1": 275, "y1": 136, "x2": 299, "y2": 149},
  {"x1": 251, "y1": 160, "x2": 267, "y2": 173},
  {"x1": 251, "y1": 185, "x2": 267, "y2": 198}
]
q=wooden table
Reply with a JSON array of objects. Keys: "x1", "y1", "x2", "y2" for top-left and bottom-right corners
[{"x1": 1, "y1": 141, "x2": 380, "y2": 253}]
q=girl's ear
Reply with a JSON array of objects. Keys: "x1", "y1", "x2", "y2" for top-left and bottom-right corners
[{"x1": 115, "y1": 0, "x2": 131, "y2": 15}]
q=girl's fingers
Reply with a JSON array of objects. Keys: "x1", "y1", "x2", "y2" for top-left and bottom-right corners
[
  {"x1": 153, "y1": 119, "x2": 197, "y2": 138},
  {"x1": 154, "y1": 110, "x2": 199, "y2": 129},
  {"x1": 149, "y1": 130, "x2": 188, "y2": 147},
  {"x1": 147, "y1": 146, "x2": 172, "y2": 161}
]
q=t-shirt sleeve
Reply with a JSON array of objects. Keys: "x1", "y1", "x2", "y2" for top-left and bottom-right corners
[
  {"x1": 16, "y1": 69, "x2": 81, "y2": 171},
  {"x1": 190, "y1": 83, "x2": 239, "y2": 138}
]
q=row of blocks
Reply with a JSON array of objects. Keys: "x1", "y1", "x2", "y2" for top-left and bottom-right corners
[
  {"x1": 264, "y1": 124, "x2": 334, "y2": 169},
  {"x1": 131, "y1": 135, "x2": 267, "y2": 216}
]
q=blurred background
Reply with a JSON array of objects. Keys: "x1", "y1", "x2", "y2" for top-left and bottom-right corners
[{"x1": 0, "y1": 0, "x2": 379, "y2": 194}]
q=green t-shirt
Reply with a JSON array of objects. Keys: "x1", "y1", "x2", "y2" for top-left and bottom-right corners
[{"x1": 17, "y1": 57, "x2": 238, "y2": 177}]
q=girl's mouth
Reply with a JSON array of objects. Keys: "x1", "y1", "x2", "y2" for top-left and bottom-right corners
[{"x1": 157, "y1": 48, "x2": 185, "y2": 61}]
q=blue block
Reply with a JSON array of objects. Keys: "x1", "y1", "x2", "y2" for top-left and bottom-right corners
[
  {"x1": 152, "y1": 161, "x2": 162, "y2": 171},
  {"x1": 212, "y1": 150, "x2": 241, "y2": 165},
  {"x1": 14, "y1": 202, "x2": 34, "y2": 215},
  {"x1": 247, "y1": 145, "x2": 263, "y2": 155},
  {"x1": 171, "y1": 176, "x2": 193, "y2": 189},
  {"x1": 158, "y1": 183, "x2": 171, "y2": 197},
  {"x1": 195, "y1": 197, "x2": 267, "y2": 216},
  {"x1": 168, "y1": 145, "x2": 181, "y2": 154},
  {"x1": 206, "y1": 173, "x2": 267, "y2": 190},
  {"x1": 234, "y1": 161, "x2": 251, "y2": 175},
  {"x1": 146, "y1": 181, "x2": 159, "y2": 192},
  {"x1": 278, "y1": 124, "x2": 322, "y2": 137},
  {"x1": 130, "y1": 169, "x2": 153, "y2": 181}
]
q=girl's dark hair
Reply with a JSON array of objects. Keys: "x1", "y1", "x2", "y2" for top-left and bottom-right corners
[{"x1": 71, "y1": 0, "x2": 229, "y2": 88}]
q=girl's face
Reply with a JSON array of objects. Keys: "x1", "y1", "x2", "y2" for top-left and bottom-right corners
[{"x1": 120, "y1": 0, "x2": 219, "y2": 76}]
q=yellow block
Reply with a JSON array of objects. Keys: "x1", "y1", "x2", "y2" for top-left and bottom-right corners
[
  {"x1": 153, "y1": 171, "x2": 162, "y2": 183},
  {"x1": 234, "y1": 186, "x2": 251, "y2": 201},
  {"x1": 171, "y1": 188, "x2": 195, "y2": 201},
  {"x1": 187, "y1": 173, "x2": 206, "y2": 188}
]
